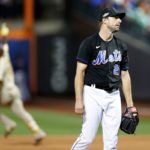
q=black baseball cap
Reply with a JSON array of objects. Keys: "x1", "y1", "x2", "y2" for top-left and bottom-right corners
[{"x1": 98, "y1": 8, "x2": 126, "y2": 22}]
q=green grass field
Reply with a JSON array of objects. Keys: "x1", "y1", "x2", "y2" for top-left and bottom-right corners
[{"x1": 0, "y1": 107, "x2": 150, "y2": 136}]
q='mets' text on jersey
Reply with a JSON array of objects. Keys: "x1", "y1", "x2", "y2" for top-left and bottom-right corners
[{"x1": 76, "y1": 33, "x2": 129, "y2": 89}]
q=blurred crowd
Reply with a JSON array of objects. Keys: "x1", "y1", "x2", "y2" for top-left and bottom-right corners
[
  {"x1": 74, "y1": 0, "x2": 150, "y2": 32},
  {"x1": 111, "y1": 0, "x2": 150, "y2": 32},
  {"x1": 1, "y1": 0, "x2": 150, "y2": 32}
]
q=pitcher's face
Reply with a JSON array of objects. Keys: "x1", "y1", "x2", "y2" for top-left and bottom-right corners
[{"x1": 106, "y1": 16, "x2": 122, "y2": 32}]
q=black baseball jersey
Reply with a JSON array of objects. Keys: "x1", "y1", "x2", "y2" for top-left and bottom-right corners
[{"x1": 76, "y1": 33, "x2": 129, "y2": 89}]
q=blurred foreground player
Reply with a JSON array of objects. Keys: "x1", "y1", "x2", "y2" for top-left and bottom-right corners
[{"x1": 0, "y1": 23, "x2": 46, "y2": 144}]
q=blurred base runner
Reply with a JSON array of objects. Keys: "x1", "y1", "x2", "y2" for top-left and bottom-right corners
[{"x1": 0, "y1": 23, "x2": 46, "y2": 145}]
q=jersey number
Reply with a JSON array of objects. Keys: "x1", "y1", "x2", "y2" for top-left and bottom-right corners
[{"x1": 113, "y1": 64, "x2": 120, "y2": 75}]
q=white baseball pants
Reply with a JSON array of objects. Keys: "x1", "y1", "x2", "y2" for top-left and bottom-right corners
[
  {"x1": 71, "y1": 85, "x2": 122, "y2": 150},
  {"x1": 0, "y1": 83, "x2": 41, "y2": 132}
]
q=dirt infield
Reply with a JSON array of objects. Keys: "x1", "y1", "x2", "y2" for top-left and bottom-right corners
[{"x1": 0, "y1": 135, "x2": 150, "y2": 150}]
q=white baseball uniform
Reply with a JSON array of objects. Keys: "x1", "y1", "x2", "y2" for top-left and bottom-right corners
[{"x1": 0, "y1": 42, "x2": 46, "y2": 139}]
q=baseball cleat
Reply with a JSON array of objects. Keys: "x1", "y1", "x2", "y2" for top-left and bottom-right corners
[
  {"x1": 34, "y1": 129, "x2": 46, "y2": 145},
  {"x1": 4, "y1": 124, "x2": 17, "y2": 138}
]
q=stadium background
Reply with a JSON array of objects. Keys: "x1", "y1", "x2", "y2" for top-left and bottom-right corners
[{"x1": 0, "y1": 0, "x2": 150, "y2": 150}]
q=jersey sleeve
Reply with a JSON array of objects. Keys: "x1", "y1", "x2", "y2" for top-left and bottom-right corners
[
  {"x1": 120, "y1": 43, "x2": 129, "y2": 71},
  {"x1": 76, "y1": 38, "x2": 91, "y2": 64}
]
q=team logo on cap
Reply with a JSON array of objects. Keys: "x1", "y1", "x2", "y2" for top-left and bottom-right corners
[{"x1": 103, "y1": 12, "x2": 109, "y2": 18}]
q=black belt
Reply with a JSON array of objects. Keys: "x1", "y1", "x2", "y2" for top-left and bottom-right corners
[{"x1": 85, "y1": 84, "x2": 118, "y2": 93}]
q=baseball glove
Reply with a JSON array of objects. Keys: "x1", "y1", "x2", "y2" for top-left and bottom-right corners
[{"x1": 120, "y1": 106, "x2": 139, "y2": 134}]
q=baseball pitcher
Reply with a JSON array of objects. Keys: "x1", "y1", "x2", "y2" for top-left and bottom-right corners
[{"x1": 71, "y1": 8, "x2": 139, "y2": 150}]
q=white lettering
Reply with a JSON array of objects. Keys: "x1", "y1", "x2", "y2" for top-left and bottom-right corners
[{"x1": 50, "y1": 37, "x2": 68, "y2": 93}]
